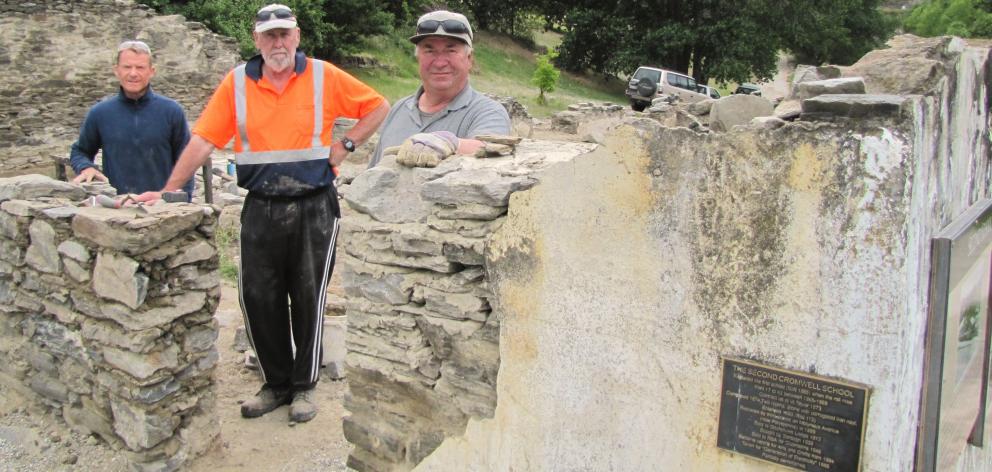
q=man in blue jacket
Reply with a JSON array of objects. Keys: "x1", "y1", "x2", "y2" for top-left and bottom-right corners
[{"x1": 69, "y1": 40, "x2": 193, "y2": 197}]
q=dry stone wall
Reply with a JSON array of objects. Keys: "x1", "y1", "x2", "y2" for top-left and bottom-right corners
[
  {"x1": 339, "y1": 140, "x2": 596, "y2": 471},
  {"x1": 0, "y1": 174, "x2": 221, "y2": 471},
  {"x1": 0, "y1": 0, "x2": 240, "y2": 175}
]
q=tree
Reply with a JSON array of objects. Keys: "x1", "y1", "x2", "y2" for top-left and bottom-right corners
[
  {"x1": 904, "y1": 0, "x2": 992, "y2": 38},
  {"x1": 451, "y1": 0, "x2": 539, "y2": 38},
  {"x1": 548, "y1": 0, "x2": 892, "y2": 85},
  {"x1": 777, "y1": 0, "x2": 895, "y2": 65},
  {"x1": 532, "y1": 51, "x2": 560, "y2": 104},
  {"x1": 552, "y1": 1, "x2": 784, "y2": 85},
  {"x1": 144, "y1": 0, "x2": 394, "y2": 59}
]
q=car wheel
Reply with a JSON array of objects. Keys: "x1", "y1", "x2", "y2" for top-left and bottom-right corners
[
  {"x1": 636, "y1": 77, "x2": 657, "y2": 98},
  {"x1": 631, "y1": 101, "x2": 647, "y2": 112}
]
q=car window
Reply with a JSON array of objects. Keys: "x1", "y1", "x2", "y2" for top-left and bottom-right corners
[
  {"x1": 634, "y1": 68, "x2": 661, "y2": 83},
  {"x1": 666, "y1": 74, "x2": 679, "y2": 87},
  {"x1": 686, "y1": 77, "x2": 698, "y2": 90}
]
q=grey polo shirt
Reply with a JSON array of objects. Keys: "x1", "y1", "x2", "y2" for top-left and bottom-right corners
[{"x1": 369, "y1": 84, "x2": 511, "y2": 167}]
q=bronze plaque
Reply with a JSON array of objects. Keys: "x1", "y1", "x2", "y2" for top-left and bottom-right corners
[{"x1": 717, "y1": 357, "x2": 870, "y2": 471}]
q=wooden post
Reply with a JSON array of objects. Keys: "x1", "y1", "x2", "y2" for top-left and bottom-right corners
[{"x1": 202, "y1": 164, "x2": 213, "y2": 204}]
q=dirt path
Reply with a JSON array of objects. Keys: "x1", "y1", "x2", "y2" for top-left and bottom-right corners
[{"x1": 0, "y1": 282, "x2": 353, "y2": 472}]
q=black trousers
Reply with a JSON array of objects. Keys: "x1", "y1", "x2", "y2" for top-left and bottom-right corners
[{"x1": 238, "y1": 186, "x2": 340, "y2": 391}]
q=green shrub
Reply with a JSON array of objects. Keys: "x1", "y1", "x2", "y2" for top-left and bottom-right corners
[{"x1": 532, "y1": 51, "x2": 560, "y2": 105}]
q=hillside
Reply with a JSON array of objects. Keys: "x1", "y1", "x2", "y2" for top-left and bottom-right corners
[{"x1": 345, "y1": 30, "x2": 628, "y2": 118}]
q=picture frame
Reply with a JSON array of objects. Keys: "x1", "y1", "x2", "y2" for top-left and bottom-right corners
[{"x1": 917, "y1": 198, "x2": 992, "y2": 471}]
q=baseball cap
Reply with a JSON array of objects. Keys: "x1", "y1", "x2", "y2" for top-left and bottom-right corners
[
  {"x1": 255, "y1": 4, "x2": 297, "y2": 33},
  {"x1": 409, "y1": 10, "x2": 473, "y2": 47}
]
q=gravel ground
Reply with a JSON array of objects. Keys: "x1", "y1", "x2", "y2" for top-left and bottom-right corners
[{"x1": 0, "y1": 389, "x2": 128, "y2": 472}]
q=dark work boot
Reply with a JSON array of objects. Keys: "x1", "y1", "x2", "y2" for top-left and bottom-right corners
[
  {"x1": 240, "y1": 386, "x2": 292, "y2": 418},
  {"x1": 289, "y1": 388, "x2": 318, "y2": 423}
]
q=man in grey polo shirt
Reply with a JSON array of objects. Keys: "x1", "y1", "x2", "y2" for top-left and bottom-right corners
[{"x1": 369, "y1": 10, "x2": 510, "y2": 168}]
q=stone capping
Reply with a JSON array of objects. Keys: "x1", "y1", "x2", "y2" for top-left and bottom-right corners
[{"x1": 0, "y1": 174, "x2": 222, "y2": 471}]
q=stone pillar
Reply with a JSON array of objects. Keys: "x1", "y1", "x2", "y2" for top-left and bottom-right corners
[
  {"x1": 0, "y1": 174, "x2": 221, "y2": 471},
  {"x1": 413, "y1": 35, "x2": 992, "y2": 471},
  {"x1": 339, "y1": 141, "x2": 596, "y2": 471},
  {"x1": 341, "y1": 35, "x2": 992, "y2": 472}
]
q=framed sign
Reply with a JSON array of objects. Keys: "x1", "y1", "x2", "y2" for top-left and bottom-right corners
[{"x1": 918, "y1": 198, "x2": 992, "y2": 471}]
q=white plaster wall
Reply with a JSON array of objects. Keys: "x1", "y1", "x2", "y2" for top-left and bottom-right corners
[{"x1": 415, "y1": 43, "x2": 990, "y2": 472}]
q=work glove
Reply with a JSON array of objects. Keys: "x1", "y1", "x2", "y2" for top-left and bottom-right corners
[{"x1": 394, "y1": 131, "x2": 459, "y2": 168}]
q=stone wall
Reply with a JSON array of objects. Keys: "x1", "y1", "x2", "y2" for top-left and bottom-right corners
[
  {"x1": 0, "y1": 0, "x2": 240, "y2": 175},
  {"x1": 339, "y1": 140, "x2": 595, "y2": 470},
  {"x1": 341, "y1": 35, "x2": 992, "y2": 471},
  {"x1": 0, "y1": 174, "x2": 221, "y2": 471}
]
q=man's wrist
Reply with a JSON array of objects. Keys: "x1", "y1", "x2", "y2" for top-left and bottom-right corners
[{"x1": 340, "y1": 136, "x2": 356, "y2": 153}]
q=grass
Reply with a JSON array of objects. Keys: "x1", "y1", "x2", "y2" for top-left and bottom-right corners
[
  {"x1": 215, "y1": 226, "x2": 239, "y2": 284},
  {"x1": 346, "y1": 30, "x2": 627, "y2": 118}
]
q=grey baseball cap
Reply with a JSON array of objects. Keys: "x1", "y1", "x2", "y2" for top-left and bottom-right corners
[
  {"x1": 255, "y1": 4, "x2": 297, "y2": 33},
  {"x1": 409, "y1": 10, "x2": 473, "y2": 47}
]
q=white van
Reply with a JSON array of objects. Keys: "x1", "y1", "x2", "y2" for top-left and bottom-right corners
[{"x1": 625, "y1": 66, "x2": 709, "y2": 111}]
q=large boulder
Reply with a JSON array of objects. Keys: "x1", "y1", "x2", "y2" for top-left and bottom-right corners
[
  {"x1": 789, "y1": 64, "x2": 842, "y2": 98},
  {"x1": 842, "y1": 34, "x2": 961, "y2": 95},
  {"x1": 708, "y1": 95, "x2": 775, "y2": 131}
]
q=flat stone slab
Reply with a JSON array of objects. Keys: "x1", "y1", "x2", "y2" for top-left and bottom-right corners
[
  {"x1": 798, "y1": 77, "x2": 866, "y2": 99},
  {"x1": 0, "y1": 175, "x2": 86, "y2": 202},
  {"x1": 71, "y1": 204, "x2": 206, "y2": 254},
  {"x1": 801, "y1": 94, "x2": 908, "y2": 117}
]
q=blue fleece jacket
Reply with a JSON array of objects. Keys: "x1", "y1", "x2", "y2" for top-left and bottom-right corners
[{"x1": 70, "y1": 87, "x2": 193, "y2": 197}]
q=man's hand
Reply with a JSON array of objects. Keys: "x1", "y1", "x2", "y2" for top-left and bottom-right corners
[
  {"x1": 132, "y1": 191, "x2": 163, "y2": 204},
  {"x1": 72, "y1": 167, "x2": 108, "y2": 184},
  {"x1": 395, "y1": 132, "x2": 459, "y2": 168},
  {"x1": 329, "y1": 141, "x2": 349, "y2": 168}
]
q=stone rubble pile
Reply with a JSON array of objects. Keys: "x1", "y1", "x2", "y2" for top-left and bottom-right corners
[
  {"x1": 551, "y1": 101, "x2": 627, "y2": 134},
  {"x1": 551, "y1": 35, "x2": 960, "y2": 141},
  {"x1": 485, "y1": 94, "x2": 535, "y2": 138},
  {"x1": 338, "y1": 139, "x2": 596, "y2": 471},
  {"x1": 0, "y1": 174, "x2": 221, "y2": 471}
]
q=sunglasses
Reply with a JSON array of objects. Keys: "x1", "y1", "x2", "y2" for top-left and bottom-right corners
[
  {"x1": 416, "y1": 19, "x2": 471, "y2": 37},
  {"x1": 256, "y1": 8, "x2": 294, "y2": 22}
]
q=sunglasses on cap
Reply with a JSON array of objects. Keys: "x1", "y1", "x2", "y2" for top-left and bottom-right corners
[
  {"x1": 256, "y1": 8, "x2": 294, "y2": 22},
  {"x1": 416, "y1": 19, "x2": 471, "y2": 36}
]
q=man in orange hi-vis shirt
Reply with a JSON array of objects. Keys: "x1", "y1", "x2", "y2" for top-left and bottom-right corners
[{"x1": 136, "y1": 3, "x2": 388, "y2": 424}]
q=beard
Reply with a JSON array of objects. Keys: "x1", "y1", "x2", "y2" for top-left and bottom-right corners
[{"x1": 263, "y1": 48, "x2": 294, "y2": 72}]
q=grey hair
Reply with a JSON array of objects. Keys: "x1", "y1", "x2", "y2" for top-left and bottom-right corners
[
  {"x1": 414, "y1": 42, "x2": 473, "y2": 58},
  {"x1": 115, "y1": 40, "x2": 153, "y2": 65}
]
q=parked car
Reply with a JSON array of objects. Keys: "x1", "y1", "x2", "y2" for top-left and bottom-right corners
[
  {"x1": 733, "y1": 83, "x2": 762, "y2": 96},
  {"x1": 625, "y1": 66, "x2": 709, "y2": 111},
  {"x1": 697, "y1": 84, "x2": 721, "y2": 100}
]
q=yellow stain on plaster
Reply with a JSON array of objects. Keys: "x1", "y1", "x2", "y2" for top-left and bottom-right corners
[
  {"x1": 601, "y1": 125, "x2": 658, "y2": 218},
  {"x1": 489, "y1": 190, "x2": 545, "y2": 364},
  {"x1": 779, "y1": 143, "x2": 828, "y2": 319},
  {"x1": 788, "y1": 143, "x2": 826, "y2": 192}
]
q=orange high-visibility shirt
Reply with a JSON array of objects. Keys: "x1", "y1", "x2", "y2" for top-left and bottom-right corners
[{"x1": 194, "y1": 56, "x2": 384, "y2": 152}]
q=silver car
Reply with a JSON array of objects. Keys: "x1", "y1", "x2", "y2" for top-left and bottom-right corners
[{"x1": 625, "y1": 66, "x2": 709, "y2": 111}]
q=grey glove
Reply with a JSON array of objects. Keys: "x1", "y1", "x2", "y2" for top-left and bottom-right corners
[{"x1": 395, "y1": 131, "x2": 459, "y2": 168}]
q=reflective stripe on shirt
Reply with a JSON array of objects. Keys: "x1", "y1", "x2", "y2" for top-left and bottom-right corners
[{"x1": 233, "y1": 59, "x2": 327, "y2": 164}]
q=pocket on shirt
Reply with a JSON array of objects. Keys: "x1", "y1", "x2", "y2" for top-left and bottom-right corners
[{"x1": 294, "y1": 104, "x2": 318, "y2": 141}]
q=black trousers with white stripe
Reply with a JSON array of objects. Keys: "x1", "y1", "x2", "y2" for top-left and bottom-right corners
[{"x1": 238, "y1": 186, "x2": 340, "y2": 391}]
